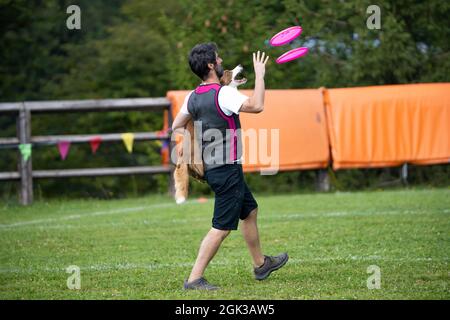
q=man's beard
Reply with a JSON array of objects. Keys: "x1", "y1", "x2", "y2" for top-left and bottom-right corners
[{"x1": 214, "y1": 64, "x2": 224, "y2": 79}]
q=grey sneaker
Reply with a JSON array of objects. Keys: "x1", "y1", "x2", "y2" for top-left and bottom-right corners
[
  {"x1": 254, "y1": 253, "x2": 289, "y2": 280},
  {"x1": 183, "y1": 277, "x2": 219, "y2": 290}
]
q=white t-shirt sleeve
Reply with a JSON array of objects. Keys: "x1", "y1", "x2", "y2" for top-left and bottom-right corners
[
  {"x1": 218, "y1": 86, "x2": 249, "y2": 115},
  {"x1": 179, "y1": 91, "x2": 194, "y2": 115}
]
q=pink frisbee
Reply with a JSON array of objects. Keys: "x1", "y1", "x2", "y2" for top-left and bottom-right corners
[
  {"x1": 269, "y1": 26, "x2": 302, "y2": 46},
  {"x1": 276, "y1": 47, "x2": 309, "y2": 64}
]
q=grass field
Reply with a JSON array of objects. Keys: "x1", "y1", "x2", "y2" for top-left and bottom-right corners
[{"x1": 0, "y1": 188, "x2": 449, "y2": 299}]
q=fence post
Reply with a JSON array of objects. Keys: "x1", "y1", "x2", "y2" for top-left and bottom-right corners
[
  {"x1": 17, "y1": 104, "x2": 33, "y2": 205},
  {"x1": 400, "y1": 163, "x2": 408, "y2": 185},
  {"x1": 316, "y1": 169, "x2": 330, "y2": 192},
  {"x1": 167, "y1": 103, "x2": 175, "y2": 197}
]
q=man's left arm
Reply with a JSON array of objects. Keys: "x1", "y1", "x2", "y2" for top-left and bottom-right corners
[
  {"x1": 172, "y1": 112, "x2": 192, "y2": 133},
  {"x1": 171, "y1": 112, "x2": 192, "y2": 159}
]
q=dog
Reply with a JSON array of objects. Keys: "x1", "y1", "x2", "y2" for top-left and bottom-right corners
[{"x1": 174, "y1": 65, "x2": 247, "y2": 204}]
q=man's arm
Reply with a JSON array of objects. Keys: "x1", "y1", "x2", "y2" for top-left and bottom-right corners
[
  {"x1": 171, "y1": 112, "x2": 192, "y2": 159},
  {"x1": 240, "y1": 51, "x2": 269, "y2": 114},
  {"x1": 171, "y1": 112, "x2": 192, "y2": 133}
]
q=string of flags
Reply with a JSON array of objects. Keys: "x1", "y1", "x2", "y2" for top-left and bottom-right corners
[{"x1": 17, "y1": 129, "x2": 170, "y2": 162}]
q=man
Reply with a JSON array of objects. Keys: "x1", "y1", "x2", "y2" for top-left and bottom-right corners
[{"x1": 171, "y1": 42, "x2": 288, "y2": 290}]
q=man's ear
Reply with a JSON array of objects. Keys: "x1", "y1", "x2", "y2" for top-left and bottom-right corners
[{"x1": 207, "y1": 63, "x2": 214, "y2": 70}]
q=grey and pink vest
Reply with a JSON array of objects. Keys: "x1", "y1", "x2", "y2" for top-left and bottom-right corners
[{"x1": 187, "y1": 83, "x2": 242, "y2": 172}]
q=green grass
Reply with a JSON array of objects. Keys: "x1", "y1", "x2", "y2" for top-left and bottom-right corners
[{"x1": 0, "y1": 188, "x2": 449, "y2": 299}]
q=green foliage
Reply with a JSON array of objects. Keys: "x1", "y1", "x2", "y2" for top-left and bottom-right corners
[{"x1": 0, "y1": 0, "x2": 448, "y2": 200}]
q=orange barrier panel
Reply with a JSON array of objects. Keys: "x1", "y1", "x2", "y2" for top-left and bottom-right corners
[
  {"x1": 324, "y1": 83, "x2": 450, "y2": 169},
  {"x1": 167, "y1": 90, "x2": 192, "y2": 116},
  {"x1": 166, "y1": 89, "x2": 330, "y2": 172}
]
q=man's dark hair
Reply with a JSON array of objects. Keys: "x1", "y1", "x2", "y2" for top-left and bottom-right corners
[{"x1": 188, "y1": 42, "x2": 218, "y2": 81}]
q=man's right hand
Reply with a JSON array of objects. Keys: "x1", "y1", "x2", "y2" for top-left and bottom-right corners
[
  {"x1": 239, "y1": 51, "x2": 269, "y2": 114},
  {"x1": 253, "y1": 51, "x2": 269, "y2": 78},
  {"x1": 177, "y1": 142, "x2": 183, "y2": 159}
]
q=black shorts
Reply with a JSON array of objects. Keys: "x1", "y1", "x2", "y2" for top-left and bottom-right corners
[{"x1": 204, "y1": 163, "x2": 258, "y2": 230}]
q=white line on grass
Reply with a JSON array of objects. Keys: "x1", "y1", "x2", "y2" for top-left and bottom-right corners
[
  {"x1": 272, "y1": 209, "x2": 448, "y2": 220},
  {"x1": 0, "y1": 256, "x2": 448, "y2": 274},
  {"x1": 0, "y1": 200, "x2": 203, "y2": 229},
  {"x1": 1, "y1": 208, "x2": 445, "y2": 231}
]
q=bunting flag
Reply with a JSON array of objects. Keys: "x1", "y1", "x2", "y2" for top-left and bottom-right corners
[
  {"x1": 155, "y1": 129, "x2": 166, "y2": 148},
  {"x1": 90, "y1": 136, "x2": 102, "y2": 154},
  {"x1": 31, "y1": 131, "x2": 173, "y2": 162},
  {"x1": 121, "y1": 133, "x2": 134, "y2": 153},
  {"x1": 18, "y1": 143, "x2": 32, "y2": 161},
  {"x1": 58, "y1": 141, "x2": 71, "y2": 160},
  {"x1": 161, "y1": 140, "x2": 169, "y2": 154},
  {"x1": 161, "y1": 111, "x2": 171, "y2": 165},
  {"x1": 158, "y1": 128, "x2": 170, "y2": 165},
  {"x1": 156, "y1": 129, "x2": 168, "y2": 148}
]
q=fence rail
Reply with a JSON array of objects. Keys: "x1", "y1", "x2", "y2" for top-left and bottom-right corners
[
  {"x1": 0, "y1": 98, "x2": 170, "y2": 113},
  {"x1": 0, "y1": 97, "x2": 174, "y2": 205},
  {"x1": 0, "y1": 132, "x2": 170, "y2": 145}
]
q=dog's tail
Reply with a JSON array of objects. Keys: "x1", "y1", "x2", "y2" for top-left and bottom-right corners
[{"x1": 174, "y1": 162, "x2": 189, "y2": 204}]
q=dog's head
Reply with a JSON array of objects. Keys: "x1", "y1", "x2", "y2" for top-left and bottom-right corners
[{"x1": 220, "y1": 64, "x2": 247, "y2": 88}]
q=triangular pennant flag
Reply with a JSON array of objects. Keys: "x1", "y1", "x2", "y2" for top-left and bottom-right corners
[
  {"x1": 90, "y1": 136, "x2": 102, "y2": 154},
  {"x1": 161, "y1": 141, "x2": 169, "y2": 165},
  {"x1": 58, "y1": 141, "x2": 71, "y2": 160},
  {"x1": 18, "y1": 143, "x2": 32, "y2": 161},
  {"x1": 155, "y1": 129, "x2": 164, "y2": 147},
  {"x1": 161, "y1": 140, "x2": 169, "y2": 154},
  {"x1": 156, "y1": 128, "x2": 169, "y2": 138},
  {"x1": 121, "y1": 133, "x2": 134, "y2": 153},
  {"x1": 156, "y1": 128, "x2": 169, "y2": 149}
]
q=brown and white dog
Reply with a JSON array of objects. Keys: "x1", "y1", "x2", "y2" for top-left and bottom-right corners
[{"x1": 174, "y1": 65, "x2": 247, "y2": 204}]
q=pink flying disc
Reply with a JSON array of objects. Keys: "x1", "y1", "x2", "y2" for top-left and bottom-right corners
[
  {"x1": 269, "y1": 26, "x2": 302, "y2": 46},
  {"x1": 276, "y1": 47, "x2": 309, "y2": 64}
]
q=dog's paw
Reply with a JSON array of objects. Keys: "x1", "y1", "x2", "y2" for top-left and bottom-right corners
[{"x1": 175, "y1": 196, "x2": 186, "y2": 204}]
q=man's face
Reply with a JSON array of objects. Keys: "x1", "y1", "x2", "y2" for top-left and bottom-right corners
[{"x1": 213, "y1": 52, "x2": 224, "y2": 78}]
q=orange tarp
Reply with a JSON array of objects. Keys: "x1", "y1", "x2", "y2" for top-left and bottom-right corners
[
  {"x1": 166, "y1": 83, "x2": 449, "y2": 171},
  {"x1": 325, "y1": 83, "x2": 450, "y2": 169},
  {"x1": 166, "y1": 89, "x2": 330, "y2": 172},
  {"x1": 166, "y1": 90, "x2": 192, "y2": 116}
]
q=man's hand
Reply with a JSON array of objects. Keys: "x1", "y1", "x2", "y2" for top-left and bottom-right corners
[
  {"x1": 239, "y1": 51, "x2": 269, "y2": 113},
  {"x1": 177, "y1": 141, "x2": 183, "y2": 159},
  {"x1": 171, "y1": 127, "x2": 185, "y2": 160},
  {"x1": 253, "y1": 51, "x2": 269, "y2": 78}
]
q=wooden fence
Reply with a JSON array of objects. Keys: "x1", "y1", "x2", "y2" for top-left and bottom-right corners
[{"x1": 0, "y1": 98, "x2": 174, "y2": 205}]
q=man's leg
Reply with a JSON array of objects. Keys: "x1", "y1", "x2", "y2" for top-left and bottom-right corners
[
  {"x1": 241, "y1": 208, "x2": 265, "y2": 268},
  {"x1": 242, "y1": 207, "x2": 289, "y2": 280},
  {"x1": 188, "y1": 227, "x2": 230, "y2": 283}
]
